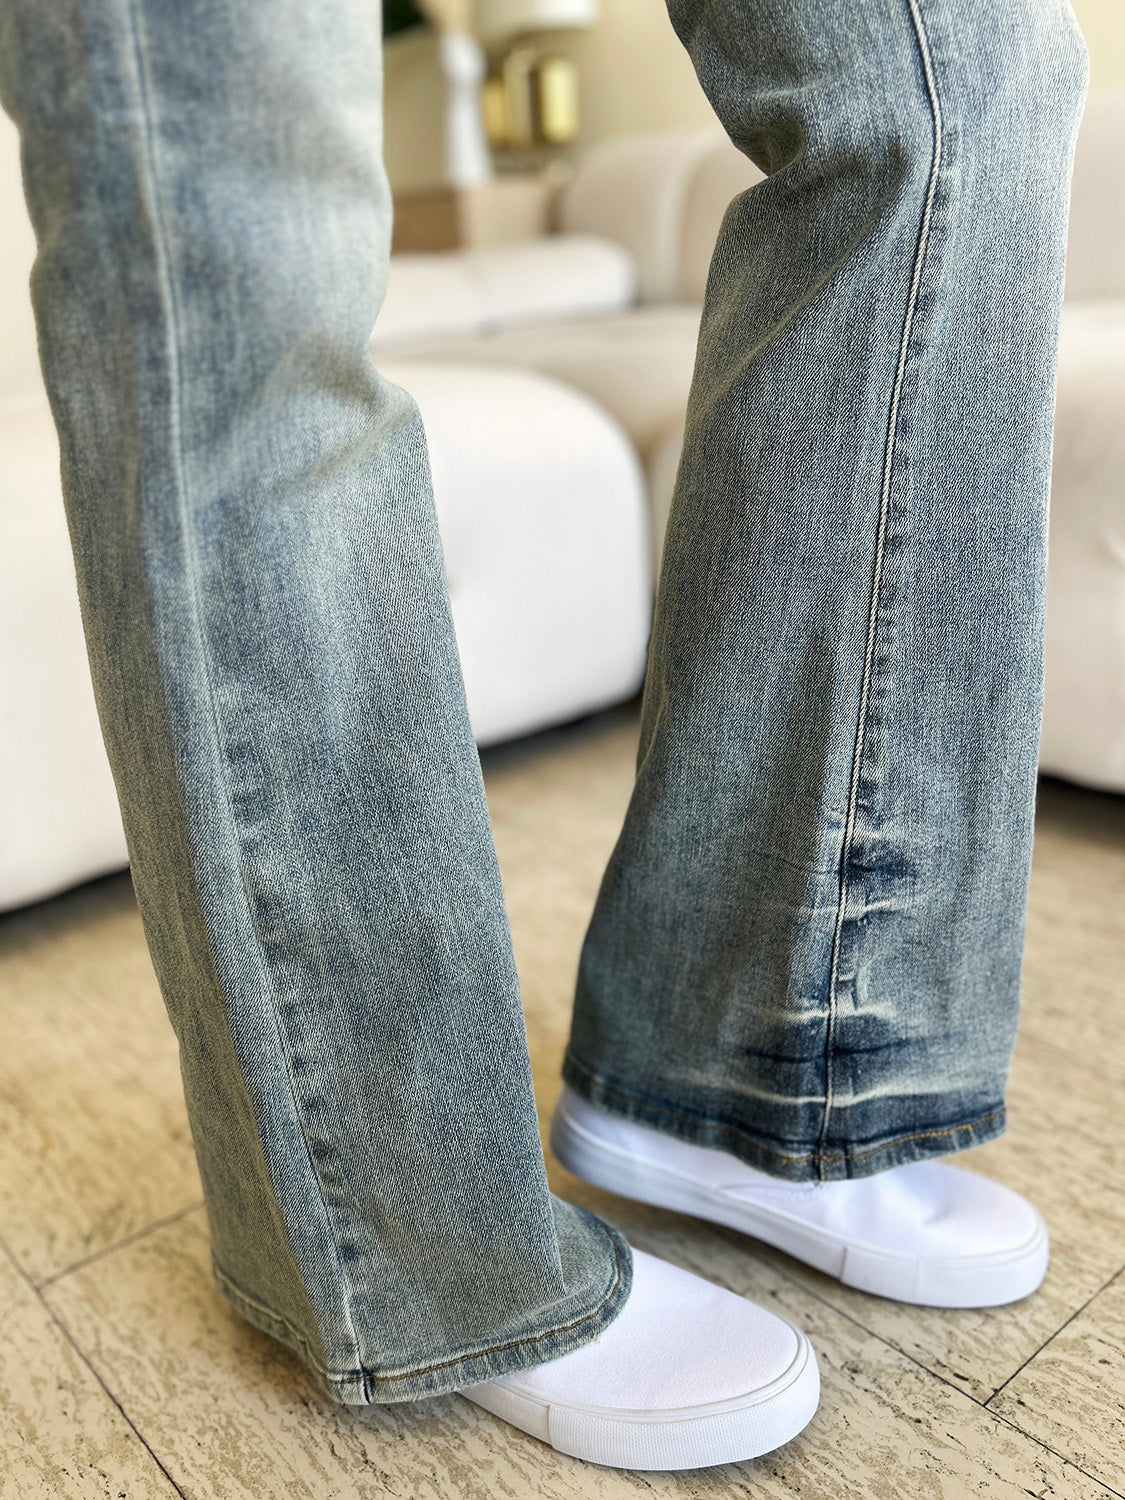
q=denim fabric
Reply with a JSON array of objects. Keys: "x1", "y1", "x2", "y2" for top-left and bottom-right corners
[
  {"x1": 565, "y1": 0, "x2": 1088, "y2": 1179},
  {"x1": 0, "y1": 0, "x2": 1085, "y2": 1413},
  {"x1": 0, "y1": 0, "x2": 630, "y2": 1405}
]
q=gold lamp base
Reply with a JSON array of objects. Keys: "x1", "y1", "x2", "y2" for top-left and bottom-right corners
[{"x1": 483, "y1": 43, "x2": 581, "y2": 160}]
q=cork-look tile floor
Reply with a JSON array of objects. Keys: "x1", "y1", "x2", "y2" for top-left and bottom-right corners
[{"x1": 1, "y1": 705, "x2": 1122, "y2": 1499}]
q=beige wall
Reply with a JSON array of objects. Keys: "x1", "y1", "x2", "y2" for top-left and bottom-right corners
[
  {"x1": 386, "y1": 0, "x2": 1125, "y2": 189},
  {"x1": 1072, "y1": 0, "x2": 1125, "y2": 89}
]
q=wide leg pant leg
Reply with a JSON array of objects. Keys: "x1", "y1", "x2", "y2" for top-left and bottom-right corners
[
  {"x1": 0, "y1": 0, "x2": 630, "y2": 1403},
  {"x1": 565, "y1": 0, "x2": 1088, "y2": 1181}
]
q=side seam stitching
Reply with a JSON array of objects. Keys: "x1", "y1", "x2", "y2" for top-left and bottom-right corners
[
  {"x1": 817, "y1": 0, "x2": 945, "y2": 1172},
  {"x1": 120, "y1": 0, "x2": 367, "y2": 1382}
]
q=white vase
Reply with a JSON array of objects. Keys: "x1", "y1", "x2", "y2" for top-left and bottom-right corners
[{"x1": 438, "y1": 30, "x2": 493, "y2": 186}]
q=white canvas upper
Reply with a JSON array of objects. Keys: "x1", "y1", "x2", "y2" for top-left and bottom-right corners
[
  {"x1": 551, "y1": 1086, "x2": 1049, "y2": 1309},
  {"x1": 460, "y1": 1246, "x2": 819, "y2": 1470}
]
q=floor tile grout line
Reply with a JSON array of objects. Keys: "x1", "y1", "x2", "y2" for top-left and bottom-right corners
[
  {"x1": 0, "y1": 1230, "x2": 189, "y2": 1500},
  {"x1": 704, "y1": 1223, "x2": 1013, "y2": 1405},
  {"x1": 708, "y1": 1222, "x2": 1121, "y2": 1425},
  {"x1": 985, "y1": 1405, "x2": 1125, "y2": 1499},
  {"x1": 985, "y1": 1259, "x2": 1125, "y2": 1405},
  {"x1": 35, "y1": 1198, "x2": 206, "y2": 1289},
  {"x1": 702, "y1": 1228, "x2": 1125, "y2": 1495}
]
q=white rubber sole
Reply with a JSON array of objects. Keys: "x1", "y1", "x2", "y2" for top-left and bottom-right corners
[
  {"x1": 462, "y1": 1327, "x2": 819, "y2": 1470},
  {"x1": 551, "y1": 1093, "x2": 1049, "y2": 1309}
]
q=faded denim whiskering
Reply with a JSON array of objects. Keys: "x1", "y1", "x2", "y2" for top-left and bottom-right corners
[
  {"x1": 565, "y1": 0, "x2": 1088, "y2": 1180},
  {"x1": 0, "y1": 0, "x2": 1085, "y2": 1411}
]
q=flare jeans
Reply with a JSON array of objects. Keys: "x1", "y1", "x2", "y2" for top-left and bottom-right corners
[{"x1": 0, "y1": 0, "x2": 1086, "y2": 1406}]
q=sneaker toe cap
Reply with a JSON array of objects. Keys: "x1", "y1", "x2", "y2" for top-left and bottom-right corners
[{"x1": 510, "y1": 1247, "x2": 806, "y2": 1413}]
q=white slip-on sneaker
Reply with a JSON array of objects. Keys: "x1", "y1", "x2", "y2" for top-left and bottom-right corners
[
  {"x1": 551, "y1": 1086, "x2": 1048, "y2": 1309},
  {"x1": 459, "y1": 1246, "x2": 819, "y2": 1470}
]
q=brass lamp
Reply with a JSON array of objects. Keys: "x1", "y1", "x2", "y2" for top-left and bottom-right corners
[{"x1": 474, "y1": 0, "x2": 598, "y2": 162}]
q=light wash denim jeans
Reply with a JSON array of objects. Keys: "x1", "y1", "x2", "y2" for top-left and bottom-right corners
[{"x1": 0, "y1": 0, "x2": 1085, "y2": 1409}]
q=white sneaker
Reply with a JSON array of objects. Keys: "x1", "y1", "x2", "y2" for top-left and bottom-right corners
[
  {"x1": 459, "y1": 1246, "x2": 819, "y2": 1470},
  {"x1": 551, "y1": 1086, "x2": 1048, "y2": 1309}
]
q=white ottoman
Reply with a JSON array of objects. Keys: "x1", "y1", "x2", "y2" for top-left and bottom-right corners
[
  {"x1": 0, "y1": 396, "x2": 127, "y2": 910},
  {"x1": 1040, "y1": 302, "x2": 1125, "y2": 791}
]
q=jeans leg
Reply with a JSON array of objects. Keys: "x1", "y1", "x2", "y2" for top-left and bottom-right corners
[
  {"x1": 565, "y1": 0, "x2": 1088, "y2": 1180},
  {"x1": 0, "y1": 0, "x2": 630, "y2": 1402}
]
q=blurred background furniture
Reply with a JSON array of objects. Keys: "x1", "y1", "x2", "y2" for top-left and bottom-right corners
[{"x1": 1, "y1": 95, "x2": 1122, "y2": 911}]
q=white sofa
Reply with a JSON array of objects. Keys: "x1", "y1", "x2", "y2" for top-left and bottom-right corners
[{"x1": 1, "y1": 101, "x2": 1122, "y2": 910}]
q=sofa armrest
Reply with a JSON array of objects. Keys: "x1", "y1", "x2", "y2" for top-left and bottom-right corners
[{"x1": 557, "y1": 128, "x2": 763, "y2": 304}]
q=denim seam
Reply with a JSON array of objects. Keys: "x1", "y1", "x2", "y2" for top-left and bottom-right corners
[
  {"x1": 121, "y1": 0, "x2": 365, "y2": 1375},
  {"x1": 564, "y1": 1052, "x2": 1001, "y2": 1168},
  {"x1": 818, "y1": 0, "x2": 945, "y2": 1176},
  {"x1": 212, "y1": 1222, "x2": 625, "y2": 1394}
]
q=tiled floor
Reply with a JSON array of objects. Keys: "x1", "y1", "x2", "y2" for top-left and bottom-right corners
[{"x1": 1, "y1": 706, "x2": 1122, "y2": 1499}]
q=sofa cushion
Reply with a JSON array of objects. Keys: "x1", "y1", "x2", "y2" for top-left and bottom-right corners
[
  {"x1": 0, "y1": 397, "x2": 129, "y2": 908},
  {"x1": 377, "y1": 303, "x2": 702, "y2": 460},
  {"x1": 372, "y1": 233, "x2": 637, "y2": 350},
  {"x1": 380, "y1": 359, "x2": 652, "y2": 747}
]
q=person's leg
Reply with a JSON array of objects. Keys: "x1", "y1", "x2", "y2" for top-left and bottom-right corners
[
  {"x1": 0, "y1": 0, "x2": 633, "y2": 1404},
  {"x1": 564, "y1": 0, "x2": 1088, "y2": 1180}
]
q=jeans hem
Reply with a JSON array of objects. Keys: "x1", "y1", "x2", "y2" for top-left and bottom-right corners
[
  {"x1": 562, "y1": 1050, "x2": 1008, "y2": 1183},
  {"x1": 211, "y1": 1212, "x2": 632, "y2": 1405}
]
